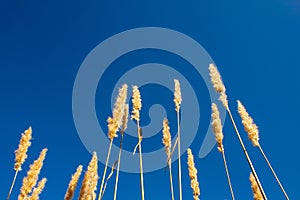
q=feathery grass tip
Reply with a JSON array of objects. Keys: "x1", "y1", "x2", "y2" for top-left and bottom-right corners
[
  {"x1": 211, "y1": 103, "x2": 224, "y2": 153},
  {"x1": 64, "y1": 165, "x2": 83, "y2": 200},
  {"x1": 249, "y1": 172, "x2": 264, "y2": 200},
  {"x1": 174, "y1": 79, "x2": 182, "y2": 112},
  {"x1": 79, "y1": 152, "x2": 98, "y2": 200},
  {"x1": 131, "y1": 85, "x2": 142, "y2": 122},
  {"x1": 209, "y1": 64, "x2": 228, "y2": 108},
  {"x1": 28, "y1": 178, "x2": 47, "y2": 200},
  {"x1": 237, "y1": 100, "x2": 259, "y2": 146},
  {"x1": 113, "y1": 84, "x2": 128, "y2": 128},
  {"x1": 162, "y1": 118, "x2": 171, "y2": 161},
  {"x1": 14, "y1": 127, "x2": 33, "y2": 171},
  {"x1": 18, "y1": 148, "x2": 47, "y2": 200},
  {"x1": 187, "y1": 148, "x2": 200, "y2": 200}
]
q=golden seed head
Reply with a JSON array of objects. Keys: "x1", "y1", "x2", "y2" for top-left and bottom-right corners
[
  {"x1": 162, "y1": 118, "x2": 172, "y2": 160},
  {"x1": 79, "y1": 152, "x2": 98, "y2": 200},
  {"x1": 187, "y1": 148, "x2": 200, "y2": 200},
  {"x1": 211, "y1": 103, "x2": 224, "y2": 153},
  {"x1": 107, "y1": 117, "x2": 118, "y2": 140},
  {"x1": 131, "y1": 85, "x2": 142, "y2": 122},
  {"x1": 113, "y1": 84, "x2": 128, "y2": 129},
  {"x1": 249, "y1": 172, "x2": 264, "y2": 200},
  {"x1": 121, "y1": 104, "x2": 129, "y2": 133},
  {"x1": 18, "y1": 148, "x2": 48, "y2": 200},
  {"x1": 64, "y1": 165, "x2": 83, "y2": 200},
  {"x1": 174, "y1": 79, "x2": 182, "y2": 112},
  {"x1": 209, "y1": 64, "x2": 228, "y2": 108},
  {"x1": 237, "y1": 100, "x2": 260, "y2": 146},
  {"x1": 14, "y1": 126, "x2": 32, "y2": 171},
  {"x1": 28, "y1": 178, "x2": 47, "y2": 200}
]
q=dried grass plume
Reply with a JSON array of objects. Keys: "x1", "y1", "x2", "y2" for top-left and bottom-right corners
[
  {"x1": 79, "y1": 152, "x2": 98, "y2": 200},
  {"x1": 187, "y1": 148, "x2": 200, "y2": 200},
  {"x1": 18, "y1": 148, "x2": 47, "y2": 200},
  {"x1": 14, "y1": 127, "x2": 33, "y2": 171},
  {"x1": 131, "y1": 85, "x2": 142, "y2": 122},
  {"x1": 211, "y1": 103, "x2": 224, "y2": 153},
  {"x1": 28, "y1": 178, "x2": 47, "y2": 200},
  {"x1": 249, "y1": 172, "x2": 263, "y2": 200},
  {"x1": 237, "y1": 100, "x2": 259, "y2": 146},
  {"x1": 209, "y1": 64, "x2": 228, "y2": 108},
  {"x1": 174, "y1": 79, "x2": 182, "y2": 112},
  {"x1": 162, "y1": 118, "x2": 171, "y2": 160},
  {"x1": 64, "y1": 165, "x2": 83, "y2": 200},
  {"x1": 113, "y1": 84, "x2": 128, "y2": 128}
]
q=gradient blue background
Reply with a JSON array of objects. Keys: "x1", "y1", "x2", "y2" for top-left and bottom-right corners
[{"x1": 0, "y1": 0, "x2": 299, "y2": 199}]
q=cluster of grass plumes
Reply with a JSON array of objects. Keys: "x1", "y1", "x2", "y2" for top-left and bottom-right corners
[
  {"x1": 4, "y1": 63, "x2": 291, "y2": 200},
  {"x1": 6, "y1": 127, "x2": 47, "y2": 200},
  {"x1": 209, "y1": 64, "x2": 290, "y2": 200}
]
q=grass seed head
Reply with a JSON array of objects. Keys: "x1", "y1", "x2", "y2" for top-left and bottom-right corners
[{"x1": 237, "y1": 100, "x2": 260, "y2": 146}]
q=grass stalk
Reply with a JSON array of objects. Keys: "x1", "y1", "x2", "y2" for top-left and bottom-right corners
[
  {"x1": 177, "y1": 110, "x2": 182, "y2": 200},
  {"x1": 113, "y1": 133, "x2": 124, "y2": 200},
  {"x1": 221, "y1": 151, "x2": 235, "y2": 200},
  {"x1": 6, "y1": 170, "x2": 19, "y2": 200},
  {"x1": 226, "y1": 107, "x2": 267, "y2": 200},
  {"x1": 258, "y1": 145, "x2": 289, "y2": 200},
  {"x1": 137, "y1": 121, "x2": 145, "y2": 200},
  {"x1": 98, "y1": 139, "x2": 113, "y2": 200}
]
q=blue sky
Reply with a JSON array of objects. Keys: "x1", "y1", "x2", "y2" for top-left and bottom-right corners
[{"x1": 0, "y1": 0, "x2": 299, "y2": 199}]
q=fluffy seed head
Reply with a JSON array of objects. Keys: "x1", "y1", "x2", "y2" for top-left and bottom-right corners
[
  {"x1": 18, "y1": 148, "x2": 47, "y2": 200},
  {"x1": 209, "y1": 64, "x2": 228, "y2": 108},
  {"x1": 187, "y1": 148, "x2": 200, "y2": 200},
  {"x1": 249, "y1": 172, "x2": 264, "y2": 200},
  {"x1": 107, "y1": 117, "x2": 118, "y2": 140},
  {"x1": 28, "y1": 178, "x2": 47, "y2": 200},
  {"x1": 64, "y1": 165, "x2": 83, "y2": 200},
  {"x1": 113, "y1": 84, "x2": 128, "y2": 128},
  {"x1": 237, "y1": 100, "x2": 260, "y2": 146},
  {"x1": 121, "y1": 104, "x2": 129, "y2": 133},
  {"x1": 211, "y1": 103, "x2": 224, "y2": 153},
  {"x1": 162, "y1": 118, "x2": 172, "y2": 161},
  {"x1": 174, "y1": 79, "x2": 182, "y2": 112},
  {"x1": 131, "y1": 85, "x2": 142, "y2": 122},
  {"x1": 79, "y1": 152, "x2": 98, "y2": 200},
  {"x1": 14, "y1": 126, "x2": 32, "y2": 171}
]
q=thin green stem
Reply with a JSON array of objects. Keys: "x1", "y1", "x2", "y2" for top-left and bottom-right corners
[{"x1": 258, "y1": 144, "x2": 289, "y2": 200}]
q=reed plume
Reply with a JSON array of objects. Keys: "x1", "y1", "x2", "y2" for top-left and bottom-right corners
[
  {"x1": 7, "y1": 127, "x2": 33, "y2": 200},
  {"x1": 187, "y1": 148, "x2": 200, "y2": 200},
  {"x1": 211, "y1": 103, "x2": 235, "y2": 200},
  {"x1": 28, "y1": 178, "x2": 47, "y2": 200},
  {"x1": 99, "y1": 84, "x2": 128, "y2": 200},
  {"x1": 131, "y1": 85, "x2": 145, "y2": 200},
  {"x1": 64, "y1": 165, "x2": 83, "y2": 200},
  {"x1": 18, "y1": 148, "x2": 47, "y2": 200},
  {"x1": 79, "y1": 152, "x2": 98, "y2": 200},
  {"x1": 208, "y1": 64, "x2": 228, "y2": 108},
  {"x1": 162, "y1": 118, "x2": 175, "y2": 200},
  {"x1": 174, "y1": 79, "x2": 183, "y2": 200},
  {"x1": 209, "y1": 64, "x2": 267, "y2": 200},
  {"x1": 250, "y1": 172, "x2": 264, "y2": 200},
  {"x1": 238, "y1": 100, "x2": 289, "y2": 199},
  {"x1": 113, "y1": 104, "x2": 129, "y2": 200}
]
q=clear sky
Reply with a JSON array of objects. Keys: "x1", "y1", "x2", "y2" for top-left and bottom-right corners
[{"x1": 0, "y1": 0, "x2": 299, "y2": 199}]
